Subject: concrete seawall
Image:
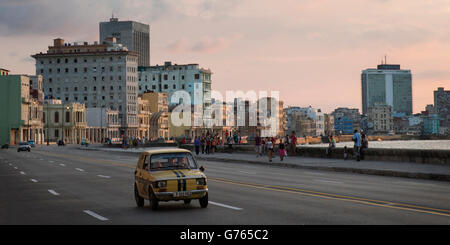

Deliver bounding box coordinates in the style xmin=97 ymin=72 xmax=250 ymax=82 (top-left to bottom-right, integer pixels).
xmin=180 ymin=144 xmax=450 ymax=165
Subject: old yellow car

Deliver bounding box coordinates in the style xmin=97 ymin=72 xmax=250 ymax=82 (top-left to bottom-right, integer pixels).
xmin=134 ymin=148 xmax=208 ymax=210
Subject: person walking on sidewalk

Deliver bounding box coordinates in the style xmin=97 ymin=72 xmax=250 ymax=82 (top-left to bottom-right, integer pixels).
xmin=267 ymin=139 xmax=274 ymax=162
xmin=278 ymin=139 xmax=286 ymax=161
xmin=352 ymin=130 xmax=361 ymax=161
xmin=227 ymin=136 xmax=233 ymax=153
xmin=200 ymin=136 xmax=205 ymax=154
xmin=194 ymin=136 xmax=200 ymax=156
xmin=290 ymin=131 xmax=297 ymax=156
xmin=360 ymin=133 xmax=369 ymax=160
xmin=255 ymin=133 xmax=262 ymax=157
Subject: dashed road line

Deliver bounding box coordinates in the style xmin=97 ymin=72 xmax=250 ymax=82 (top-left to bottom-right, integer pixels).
xmin=209 ymin=201 xmax=243 ymax=211
xmin=83 ymin=210 xmax=109 ymax=221
xmin=48 ymin=190 xmax=60 ymax=196
xmin=30 ymin=179 xmax=38 ymax=183
xmin=98 ymin=175 xmax=111 ymax=179
xmin=75 ymin=168 xmax=85 ymax=172
xmin=20 ymin=171 xmax=26 ymax=175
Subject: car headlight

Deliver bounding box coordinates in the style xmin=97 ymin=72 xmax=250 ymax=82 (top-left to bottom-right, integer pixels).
xmin=155 ymin=181 xmax=167 ymax=188
xmin=196 ymin=178 xmax=206 ymax=186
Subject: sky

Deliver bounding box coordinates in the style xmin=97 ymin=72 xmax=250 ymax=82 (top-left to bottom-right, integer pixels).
xmin=1 ymin=0 xmax=449 ymax=114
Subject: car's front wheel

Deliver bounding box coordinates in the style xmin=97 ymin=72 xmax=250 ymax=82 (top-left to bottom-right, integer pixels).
xmin=134 ymin=184 xmax=144 ymax=207
xmin=199 ymin=193 xmax=208 ymax=208
xmin=150 ymin=189 xmax=159 ymax=211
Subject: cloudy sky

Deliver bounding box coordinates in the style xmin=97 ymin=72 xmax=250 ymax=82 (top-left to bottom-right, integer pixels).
xmin=1 ymin=0 xmax=449 ymax=113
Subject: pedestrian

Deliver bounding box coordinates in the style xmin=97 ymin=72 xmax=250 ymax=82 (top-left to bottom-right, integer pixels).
xmin=211 ymin=138 xmax=216 ymax=154
xmin=261 ymin=137 xmax=266 ymax=156
xmin=326 ymin=135 xmax=336 ymax=157
xmin=290 ymin=131 xmax=297 ymax=156
xmin=255 ymin=133 xmax=262 ymax=157
xmin=194 ymin=136 xmax=200 ymax=156
xmin=227 ymin=136 xmax=233 ymax=153
xmin=267 ymin=139 xmax=274 ymax=162
xmin=352 ymin=130 xmax=361 ymax=161
xmin=360 ymin=133 xmax=369 ymax=160
xmin=278 ymin=139 xmax=286 ymax=161
xmin=205 ymin=136 xmax=211 ymax=155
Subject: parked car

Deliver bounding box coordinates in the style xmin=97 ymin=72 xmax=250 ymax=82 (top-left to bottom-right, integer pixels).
xmin=17 ymin=142 xmax=31 ymax=152
xmin=28 ymin=140 xmax=35 ymax=147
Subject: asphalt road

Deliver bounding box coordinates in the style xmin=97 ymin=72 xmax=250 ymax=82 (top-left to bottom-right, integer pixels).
xmin=1 ymin=145 xmax=450 ymax=225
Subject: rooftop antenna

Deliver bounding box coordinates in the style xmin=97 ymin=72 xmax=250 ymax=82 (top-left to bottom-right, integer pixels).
xmin=384 ymin=54 xmax=387 ymax=65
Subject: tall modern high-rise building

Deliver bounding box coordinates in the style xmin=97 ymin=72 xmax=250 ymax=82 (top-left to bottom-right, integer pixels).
xmin=99 ymin=17 xmax=150 ymax=66
xmin=361 ymin=64 xmax=413 ymax=116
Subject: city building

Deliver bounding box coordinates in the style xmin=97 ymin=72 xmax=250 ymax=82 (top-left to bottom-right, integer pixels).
xmin=324 ymin=114 xmax=335 ymax=136
xmin=434 ymin=87 xmax=449 ymax=134
xmin=362 ymin=64 xmax=413 ymax=116
xmin=43 ymin=99 xmax=87 ymax=144
xmin=285 ymin=110 xmax=316 ymax=137
xmin=284 ymin=106 xmax=324 ymax=136
xmin=423 ymin=114 xmax=440 ymax=135
xmin=138 ymin=61 xmax=212 ymax=110
xmin=140 ymin=91 xmax=169 ymax=140
xmin=85 ymin=107 xmax=120 ymax=143
xmin=0 ymin=74 xmax=44 ymax=145
xmin=367 ymin=103 xmax=393 ymax=135
xmin=99 ymin=17 xmax=150 ymax=66
xmin=330 ymin=107 xmax=361 ymax=134
xmin=32 ymin=37 xmax=139 ymax=138
xmin=393 ymin=116 xmax=410 ymax=135
xmin=137 ymin=97 xmax=151 ymax=140
xmin=1 ymin=68 xmax=9 ymax=76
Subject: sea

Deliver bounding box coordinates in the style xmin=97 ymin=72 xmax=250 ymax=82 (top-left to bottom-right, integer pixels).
xmin=301 ymin=140 xmax=450 ymax=150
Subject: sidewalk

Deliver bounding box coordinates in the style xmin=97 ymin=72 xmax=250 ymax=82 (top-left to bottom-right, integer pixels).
xmin=80 ymin=146 xmax=450 ymax=182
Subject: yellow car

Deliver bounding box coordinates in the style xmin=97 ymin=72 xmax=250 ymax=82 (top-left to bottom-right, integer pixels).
xmin=134 ymin=148 xmax=208 ymax=210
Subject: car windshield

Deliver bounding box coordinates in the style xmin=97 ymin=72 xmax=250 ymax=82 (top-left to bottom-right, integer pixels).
xmin=19 ymin=142 xmax=29 ymax=145
xmin=149 ymin=153 xmax=197 ymax=171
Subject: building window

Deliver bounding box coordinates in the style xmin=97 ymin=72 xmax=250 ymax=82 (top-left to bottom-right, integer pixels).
xmin=195 ymin=74 xmax=200 ymax=79
xmin=164 ymin=84 xmax=168 ymax=89
xmin=164 ymin=74 xmax=168 ymax=80
xmin=173 ymin=84 xmax=176 ymax=89
xmin=54 ymin=112 xmax=59 ymax=123
xmin=66 ymin=111 xmax=70 ymax=122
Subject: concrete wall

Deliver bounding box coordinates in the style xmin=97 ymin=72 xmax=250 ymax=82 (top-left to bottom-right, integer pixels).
xmin=179 ymin=143 xmax=450 ymax=164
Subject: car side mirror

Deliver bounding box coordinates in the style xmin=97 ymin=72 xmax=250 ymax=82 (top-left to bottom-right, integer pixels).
xmin=199 ymin=166 xmax=205 ymax=172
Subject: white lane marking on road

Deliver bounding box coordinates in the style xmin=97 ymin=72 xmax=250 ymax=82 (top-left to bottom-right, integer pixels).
xmin=75 ymin=168 xmax=85 ymax=172
xmin=49 ymin=161 xmax=54 ymax=163
xmin=98 ymin=175 xmax=111 ymax=179
xmin=60 ymin=164 xmax=66 ymax=167
xmin=83 ymin=210 xmax=109 ymax=221
xmin=30 ymin=179 xmax=38 ymax=183
xmin=8 ymin=163 xmax=12 ymax=166
xmin=314 ymin=179 xmax=343 ymax=184
xmin=48 ymin=190 xmax=60 ymax=196
xmin=238 ymin=170 xmax=256 ymax=175
xmin=20 ymin=171 xmax=26 ymax=175
xmin=14 ymin=167 xmax=18 ymax=170
xmin=209 ymin=201 xmax=243 ymax=211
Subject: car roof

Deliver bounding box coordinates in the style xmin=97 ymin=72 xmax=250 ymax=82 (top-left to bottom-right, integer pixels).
xmin=141 ymin=147 xmax=191 ymax=155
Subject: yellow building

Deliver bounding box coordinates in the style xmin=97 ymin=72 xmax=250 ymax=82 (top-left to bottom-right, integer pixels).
xmin=43 ymin=99 xmax=87 ymax=144
xmin=140 ymin=91 xmax=169 ymax=141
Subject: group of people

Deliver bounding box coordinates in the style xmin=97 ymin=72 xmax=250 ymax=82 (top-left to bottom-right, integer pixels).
xmin=193 ymin=133 xmax=235 ymax=155
xmin=326 ymin=130 xmax=369 ymax=161
xmin=253 ymin=131 xmax=298 ymax=162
